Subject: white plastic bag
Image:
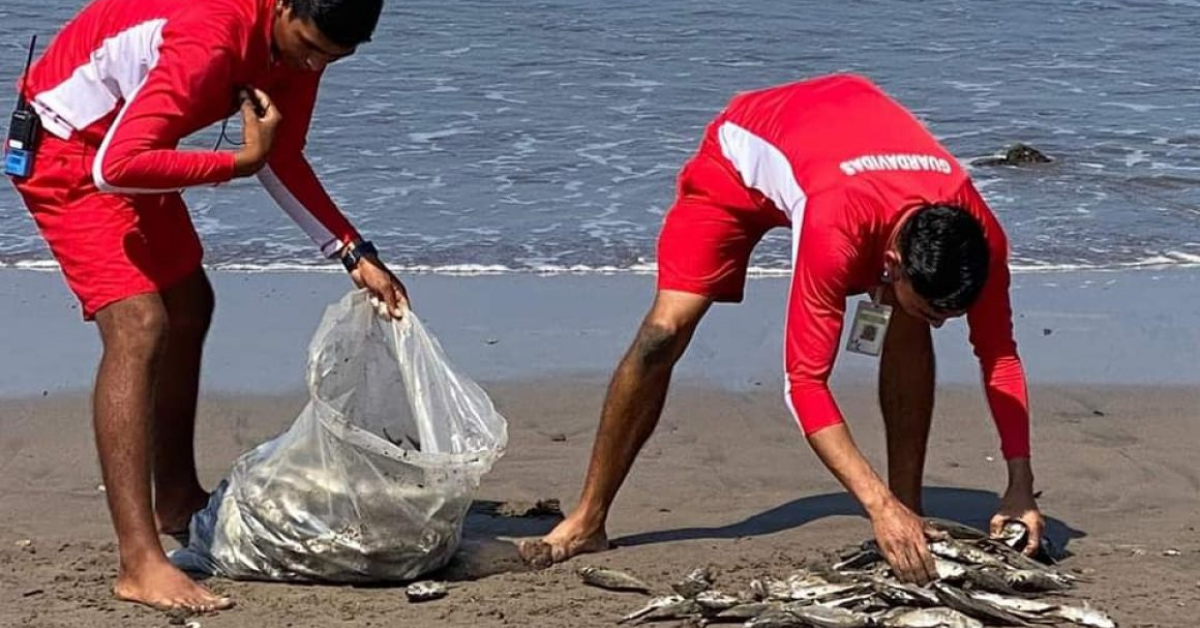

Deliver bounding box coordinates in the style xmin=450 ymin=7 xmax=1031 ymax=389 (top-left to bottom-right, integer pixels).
xmin=171 ymin=290 xmax=508 ymax=582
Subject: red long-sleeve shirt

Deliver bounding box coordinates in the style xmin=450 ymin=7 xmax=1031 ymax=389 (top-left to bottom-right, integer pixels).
xmin=21 ymin=0 xmax=358 ymax=257
xmin=712 ymin=74 xmax=1031 ymax=459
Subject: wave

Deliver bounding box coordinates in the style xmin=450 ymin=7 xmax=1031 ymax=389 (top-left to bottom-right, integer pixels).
xmin=5 ymin=254 xmax=1200 ymax=276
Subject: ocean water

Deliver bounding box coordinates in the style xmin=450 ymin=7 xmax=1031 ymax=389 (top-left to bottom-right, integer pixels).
xmin=2 ymin=0 xmax=1199 ymax=275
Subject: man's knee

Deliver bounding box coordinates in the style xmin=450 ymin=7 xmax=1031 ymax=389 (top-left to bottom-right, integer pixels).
xmin=628 ymin=292 xmax=710 ymax=367
xmin=97 ymin=297 xmax=170 ymax=356
xmin=631 ymin=318 xmax=694 ymax=367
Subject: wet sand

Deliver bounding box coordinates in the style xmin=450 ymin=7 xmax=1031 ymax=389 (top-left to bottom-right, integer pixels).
xmin=1 ymin=269 xmax=1198 ymax=627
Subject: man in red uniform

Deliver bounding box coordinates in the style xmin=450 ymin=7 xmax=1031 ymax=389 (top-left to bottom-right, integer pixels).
xmin=9 ymin=0 xmax=405 ymax=612
xmin=521 ymin=74 xmax=1045 ymax=584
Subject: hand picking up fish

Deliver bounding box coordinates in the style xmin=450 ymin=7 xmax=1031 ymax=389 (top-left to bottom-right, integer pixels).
xmin=594 ymin=519 xmax=1116 ymax=628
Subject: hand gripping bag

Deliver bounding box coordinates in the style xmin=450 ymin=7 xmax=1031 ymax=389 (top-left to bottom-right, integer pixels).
xmin=172 ymin=290 xmax=508 ymax=582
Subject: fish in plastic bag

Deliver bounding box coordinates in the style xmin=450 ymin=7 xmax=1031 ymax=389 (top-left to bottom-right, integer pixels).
xmin=170 ymin=290 xmax=508 ymax=582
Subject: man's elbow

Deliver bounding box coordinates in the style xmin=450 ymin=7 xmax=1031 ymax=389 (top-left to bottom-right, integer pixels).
xmin=93 ymin=154 xmax=135 ymax=192
xmin=785 ymin=378 xmax=841 ymax=436
xmin=977 ymin=349 xmax=1024 ymax=376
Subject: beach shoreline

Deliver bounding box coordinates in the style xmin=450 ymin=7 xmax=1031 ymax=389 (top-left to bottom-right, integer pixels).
xmin=2 ymin=267 xmax=1200 ymax=399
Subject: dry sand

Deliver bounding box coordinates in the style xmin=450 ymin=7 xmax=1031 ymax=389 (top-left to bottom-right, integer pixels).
xmin=2 ymin=380 xmax=1198 ymax=628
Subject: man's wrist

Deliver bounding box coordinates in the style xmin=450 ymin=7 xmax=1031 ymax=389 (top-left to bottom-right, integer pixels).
xmin=863 ymin=491 xmax=903 ymax=520
xmin=339 ymin=238 xmax=378 ymax=272
xmin=232 ymin=148 xmax=266 ymax=177
xmin=1004 ymin=457 xmax=1035 ymax=493
xmin=853 ymin=476 xmax=901 ymax=518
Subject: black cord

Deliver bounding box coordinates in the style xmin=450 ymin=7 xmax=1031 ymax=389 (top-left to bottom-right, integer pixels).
xmin=211 ymin=116 xmax=243 ymax=151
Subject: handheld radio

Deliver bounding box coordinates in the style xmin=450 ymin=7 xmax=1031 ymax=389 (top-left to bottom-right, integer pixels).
xmin=5 ymin=35 xmax=41 ymax=179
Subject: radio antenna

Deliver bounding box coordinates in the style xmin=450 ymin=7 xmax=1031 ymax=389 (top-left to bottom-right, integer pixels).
xmin=17 ymin=35 xmax=38 ymax=109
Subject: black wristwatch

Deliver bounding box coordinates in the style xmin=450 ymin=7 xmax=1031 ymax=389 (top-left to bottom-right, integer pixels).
xmin=339 ymin=239 xmax=378 ymax=272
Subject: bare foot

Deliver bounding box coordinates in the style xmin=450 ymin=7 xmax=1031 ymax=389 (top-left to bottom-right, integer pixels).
xmin=155 ymin=488 xmax=209 ymax=537
xmin=518 ymin=516 xmax=611 ymax=569
xmin=113 ymin=558 xmax=234 ymax=613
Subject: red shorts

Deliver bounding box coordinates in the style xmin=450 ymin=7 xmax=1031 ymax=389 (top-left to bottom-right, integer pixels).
xmin=656 ymin=124 xmax=790 ymax=303
xmin=12 ymin=135 xmax=203 ymax=320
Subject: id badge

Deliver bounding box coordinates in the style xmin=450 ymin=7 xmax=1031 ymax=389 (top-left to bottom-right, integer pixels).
xmin=846 ymin=300 xmax=893 ymax=357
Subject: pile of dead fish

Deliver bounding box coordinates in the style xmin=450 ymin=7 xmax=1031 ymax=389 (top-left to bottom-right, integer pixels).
xmin=578 ymin=519 xmax=1116 ymax=628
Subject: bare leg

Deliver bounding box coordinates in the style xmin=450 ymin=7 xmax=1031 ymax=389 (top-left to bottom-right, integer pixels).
xmin=878 ymin=300 xmax=935 ymax=515
xmin=152 ymin=269 xmax=216 ymax=535
xmin=520 ymin=291 xmax=712 ymax=566
xmin=93 ymin=295 xmax=232 ymax=612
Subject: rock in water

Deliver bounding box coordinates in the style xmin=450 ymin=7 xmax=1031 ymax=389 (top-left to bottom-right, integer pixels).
xmin=970 ymin=142 xmax=1053 ymax=167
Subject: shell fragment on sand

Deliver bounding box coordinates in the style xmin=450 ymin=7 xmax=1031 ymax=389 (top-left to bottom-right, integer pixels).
xmin=405 ymin=580 xmax=448 ymax=602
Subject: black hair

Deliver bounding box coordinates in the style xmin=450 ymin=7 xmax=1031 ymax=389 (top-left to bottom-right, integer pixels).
xmin=288 ymin=0 xmax=384 ymax=48
xmin=898 ymin=204 xmax=990 ymax=313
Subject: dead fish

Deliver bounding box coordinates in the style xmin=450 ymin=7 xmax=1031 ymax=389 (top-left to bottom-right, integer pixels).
xmin=962 ymin=566 xmax=1024 ymax=596
xmin=879 ymin=607 xmax=984 ymax=628
xmin=754 ymin=577 xmax=786 ymax=599
xmin=578 ymin=566 xmax=652 ymax=594
xmin=621 ymin=596 xmax=687 ymax=624
xmin=785 ymin=570 xmax=830 ymax=587
xmin=405 ymin=581 xmax=448 ymax=603
xmin=933 ymin=558 xmax=967 ymax=583
xmin=846 ymin=594 xmax=893 ymax=614
xmin=979 ymin=538 xmax=1066 ymax=572
xmin=932 ymin=582 xmax=1032 ymax=626
xmin=823 ymin=591 xmax=882 ymax=609
xmin=999 ymin=521 xmax=1030 ymax=549
xmin=636 ymin=598 xmax=703 ymax=624
xmin=996 ymin=520 xmax=1060 ymax=564
xmin=672 ymin=567 xmax=715 ymax=598
xmin=967 ymin=592 xmax=1056 ymax=616
xmin=788 ymin=582 xmax=869 ymax=603
xmin=782 ymin=603 xmax=874 ymax=628
xmin=834 ymin=543 xmax=885 ymax=571
xmin=758 ymin=573 xmax=831 ymax=600
xmin=714 ymin=602 xmax=778 ymax=620
xmin=760 ymin=577 xmax=794 ymax=600
xmin=1004 ymin=568 xmax=1072 ymax=593
xmin=930 ymin=539 xmax=1007 ymax=569
xmin=873 ymin=607 xmax=914 ymax=624
xmin=1047 ymin=603 xmax=1117 ymax=628
xmin=925 ymin=519 xmax=990 ymax=541
xmin=694 ymin=590 xmax=741 ymax=613
xmin=744 ymin=610 xmax=808 ymax=628
xmin=871 ymin=579 xmax=940 ymax=607
xmin=748 ymin=578 xmax=772 ymax=601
